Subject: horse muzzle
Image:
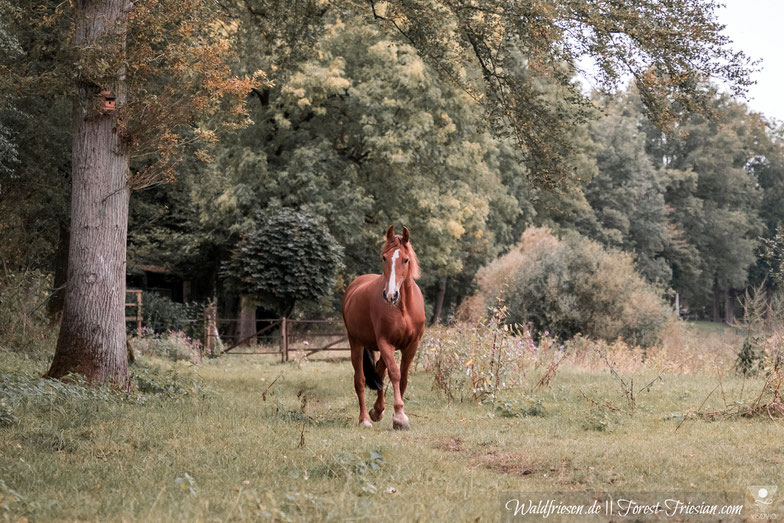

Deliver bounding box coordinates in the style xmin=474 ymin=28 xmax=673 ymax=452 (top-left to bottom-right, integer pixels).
xmin=382 ymin=289 xmax=400 ymax=304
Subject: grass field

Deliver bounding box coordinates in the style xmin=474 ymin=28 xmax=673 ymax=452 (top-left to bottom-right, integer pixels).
xmin=2 ymin=343 xmax=783 ymax=521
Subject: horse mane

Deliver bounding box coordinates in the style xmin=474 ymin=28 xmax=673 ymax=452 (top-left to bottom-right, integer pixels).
xmin=382 ymin=235 xmax=421 ymax=280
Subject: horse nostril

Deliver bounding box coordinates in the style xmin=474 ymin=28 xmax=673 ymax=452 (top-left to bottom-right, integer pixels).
xmin=393 ymin=291 xmax=399 ymax=302
xmin=382 ymin=290 xmax=387 ymax=300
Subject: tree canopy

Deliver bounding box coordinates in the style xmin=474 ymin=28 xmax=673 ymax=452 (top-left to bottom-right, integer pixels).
xmin=1 ymin=0 xmax=781 ymax=361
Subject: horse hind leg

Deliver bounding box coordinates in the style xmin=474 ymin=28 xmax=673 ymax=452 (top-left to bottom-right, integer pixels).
xmin=350 ymin=340 xmax=372 ymax=428
xmin=369 ymin=356 xmax=386 ymax=422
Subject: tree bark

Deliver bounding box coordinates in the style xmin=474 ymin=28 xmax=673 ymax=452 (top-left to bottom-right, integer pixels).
xmin=238 ymin=295 xmax=257 ymax=346
xmin=46 ymin=0 xmax=131 ymax=386
xmin=712 ymin=276 xmax=721 ymax=323
xmin=431 ymin=277 xmax=447 ymax=326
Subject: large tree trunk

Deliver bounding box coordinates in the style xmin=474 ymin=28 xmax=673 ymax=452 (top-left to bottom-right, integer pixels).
xmin=238 ymin=295 xmax=257 ymax=346
xmin=431 ymin=277 xmax=447 ymax=326
xmin=46 ymin=0 xmax=131 ymax=386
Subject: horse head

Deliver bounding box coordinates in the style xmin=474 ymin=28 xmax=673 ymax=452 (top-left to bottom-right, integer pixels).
xmin=381 ymin=225 xmax=420 ymax=304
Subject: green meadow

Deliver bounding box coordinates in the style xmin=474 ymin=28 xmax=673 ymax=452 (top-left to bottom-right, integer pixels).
xmin=2 ymin=347 xmax=782 ymax=521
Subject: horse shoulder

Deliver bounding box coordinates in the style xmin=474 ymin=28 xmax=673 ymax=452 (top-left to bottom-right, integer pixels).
xmin=410 ymin=282 xmax=426 ymax=329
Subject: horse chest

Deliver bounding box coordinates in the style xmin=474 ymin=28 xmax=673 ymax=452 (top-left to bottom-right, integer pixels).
xmin=374 ymin=309 xmax=421 ymax=348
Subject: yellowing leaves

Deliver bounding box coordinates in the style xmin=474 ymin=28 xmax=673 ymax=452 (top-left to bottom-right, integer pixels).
xmin=447 ymin=220 xmax=465 ymax=239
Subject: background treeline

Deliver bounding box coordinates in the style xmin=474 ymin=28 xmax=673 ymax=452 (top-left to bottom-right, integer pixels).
xmin=1 ymin=2 xmax=782 ymax=340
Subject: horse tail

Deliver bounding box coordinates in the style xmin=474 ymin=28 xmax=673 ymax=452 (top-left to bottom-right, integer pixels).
xmin=363 ymin=349 xmax=383 ymax=391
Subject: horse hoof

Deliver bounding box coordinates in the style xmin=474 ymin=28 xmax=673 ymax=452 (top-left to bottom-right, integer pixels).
xmin=369 ymin=407 xmax=384 ymax=422
xmin=392 ymin=413 xmax=410 ymax=431
xmin=359 ymin=419 xmax=373 ymax=428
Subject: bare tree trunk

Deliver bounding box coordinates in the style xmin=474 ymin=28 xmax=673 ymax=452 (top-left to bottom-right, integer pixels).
xmin=712 ymin=276 xmax=721 ymax=323
xmin=46 ymin=0 xmax=131 ymax=386
xmin=431 ymin=277 xmax=447 ymax=326
xmin=725 ymin=289 xmax=735 ymax=324
xmin=238 ymin=295 xmax=257 ymax=346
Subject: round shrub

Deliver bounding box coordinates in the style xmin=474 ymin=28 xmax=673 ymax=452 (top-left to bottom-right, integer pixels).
xmin=467 ymin=227 xmax=672 ymax=346
xmin=220 ymin=208 xmax=344 ymax=316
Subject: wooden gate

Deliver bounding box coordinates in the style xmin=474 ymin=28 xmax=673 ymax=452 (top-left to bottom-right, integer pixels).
xmin=210 ymin=314 xmax=350 ymax=361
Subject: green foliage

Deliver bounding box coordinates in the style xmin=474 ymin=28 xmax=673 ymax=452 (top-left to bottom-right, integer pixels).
xmin=494 ymin=398 xmax=545 ymax=418
xmin=137 ymin=291 xmax=203 ymax=340
xmin=0 ymin=271 xmax=57 ymax=355
xmin=0 ymin=362 xmax=206 ymax=416
xmin=645 ymin=98 xmax=765 ymax=313
xmin=574 ymin=92 xmax=672 ymax=283
xmin=330 ymin=449 xmax=387 ymax=476
xmin=131 ymin=365 xmax=205 ymax=400
xmin=761 ymin=225 xmax=784 ymax=288
xmin=193 ymin=13 xmax=527 ymax=296
xmin=0 ymin=0 xmax=777 ymax=332
xmin=370 ymin=0 xmax=755 ymax=184
xmin=220 ymin=208 xmax=343 ymax=315
xmin=735 ymin=337 xmax=761 ymax=376
xmin=470 ymin=228 xmax=672 ymax=346
xmin=582 ymin=405 xmax=620 ymax=433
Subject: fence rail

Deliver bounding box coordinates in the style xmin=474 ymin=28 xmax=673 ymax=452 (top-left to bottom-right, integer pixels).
xmin=204 ymin=308 xmax=349 ymax=361
xmin=124 ymin=297 xmax=348 ymax=361
xmin=124 ymin=290 xmax=142 ymax=336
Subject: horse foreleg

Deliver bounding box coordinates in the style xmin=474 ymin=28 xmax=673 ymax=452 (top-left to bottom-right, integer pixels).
xmin=378 ymin=339 xmax=409 ymax=430
xmin=350 ymin=341 xmax=372 ymax=428
xmin=370 ymin=356 xmax=386 ymax=422
xmin=399 ymin=341 xmax=418 ymax=399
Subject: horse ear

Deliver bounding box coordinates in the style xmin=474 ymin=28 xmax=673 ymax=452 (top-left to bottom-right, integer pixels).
xmin=386 ymin=225 xmax=395 ymax=242
xmin=402 ymin=226 xmax=410 ymax=244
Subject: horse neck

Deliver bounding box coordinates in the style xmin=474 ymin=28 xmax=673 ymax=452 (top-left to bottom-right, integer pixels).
xmin=398 ymin=275 xmax=415 ymax=313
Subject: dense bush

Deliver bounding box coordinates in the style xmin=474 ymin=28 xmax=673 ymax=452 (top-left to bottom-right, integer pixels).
xmin=462 ymin=227 xmax=672 ymax=346
xmin=136 ymin=291 xmax=203 ymax=340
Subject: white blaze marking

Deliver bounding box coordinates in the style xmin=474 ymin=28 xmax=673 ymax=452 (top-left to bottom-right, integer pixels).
xmin=386 ymin=249 xmax=400 ymax=298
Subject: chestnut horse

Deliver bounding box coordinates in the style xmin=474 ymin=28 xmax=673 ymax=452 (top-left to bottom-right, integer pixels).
xmin=342 ymin=225 xmax=425 ymax=430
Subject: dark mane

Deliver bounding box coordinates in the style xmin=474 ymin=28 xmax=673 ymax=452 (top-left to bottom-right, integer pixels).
xmin=382 ymin=236 xmax=421 ymax=280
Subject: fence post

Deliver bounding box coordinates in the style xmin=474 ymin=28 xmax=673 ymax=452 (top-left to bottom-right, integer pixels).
xmin=281 ymin=317 xmax=288 ymax=362
xmin=204 ymin=306 xmax=217 ymax=356
xmin=124 ymin=290 xmax=142 ymax=337
xmin=135 ymin=291 xmax=142 ymax=337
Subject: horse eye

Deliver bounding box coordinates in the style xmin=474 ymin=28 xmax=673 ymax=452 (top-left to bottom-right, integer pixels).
xmin=403 ymin=258 xmax=409 ymax=264
xmin=382 ymin=256 xmax=386 ymax=262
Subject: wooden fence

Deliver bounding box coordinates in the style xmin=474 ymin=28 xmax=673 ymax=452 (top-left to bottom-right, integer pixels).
xmin=125 ymin=296 xmax=347 ymax=361
xmin=203 ymin=307 xmax=350 ymax=361
xmin=125 ymin=289 xmax=142 ymax=336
